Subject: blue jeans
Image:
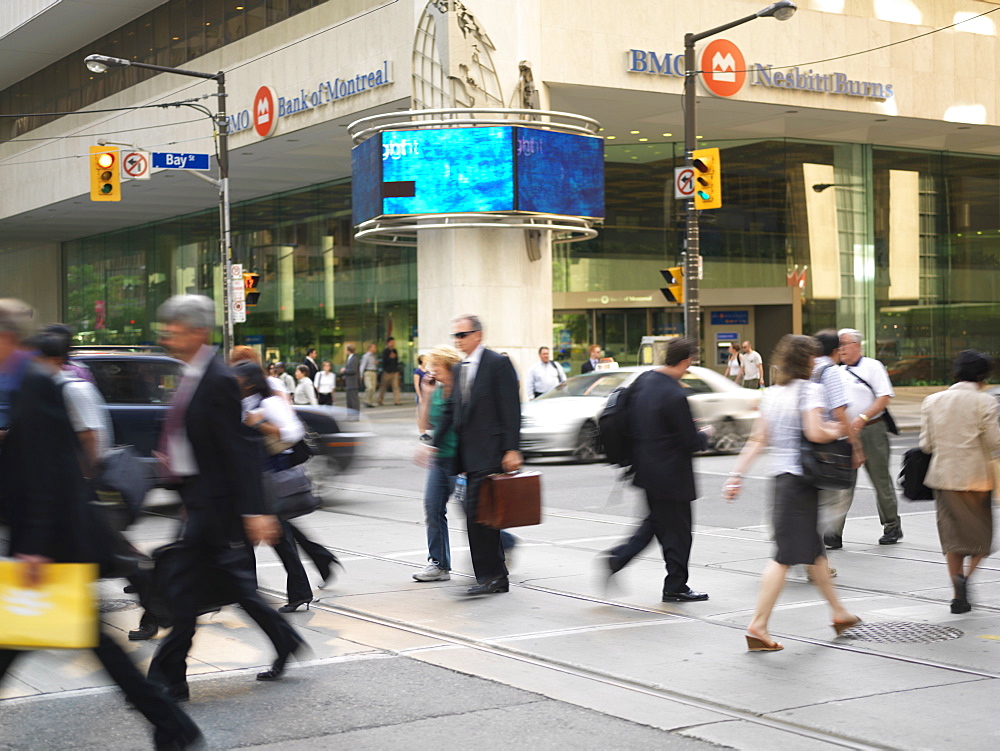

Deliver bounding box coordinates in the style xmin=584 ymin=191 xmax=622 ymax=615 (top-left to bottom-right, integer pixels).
xmin=423 ymin=458 xmax=456 ymax=570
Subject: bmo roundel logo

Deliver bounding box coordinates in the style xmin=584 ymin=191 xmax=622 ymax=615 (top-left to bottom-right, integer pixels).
xmin=253 ymin=86 xmax=278 ymax=137
xmin=700 ymin=39 xmax=746 ymax=97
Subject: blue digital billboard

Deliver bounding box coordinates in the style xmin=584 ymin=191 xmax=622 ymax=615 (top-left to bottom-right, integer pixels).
xmin=515 ymin=128 xmax=603 ymax=218
xmin=351 ymin=125 xmax=604 ymax=226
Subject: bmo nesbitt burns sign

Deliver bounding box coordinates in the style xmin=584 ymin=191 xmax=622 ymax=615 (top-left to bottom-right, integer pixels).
xmin=628 ymin=39 xmax=894 ymax=101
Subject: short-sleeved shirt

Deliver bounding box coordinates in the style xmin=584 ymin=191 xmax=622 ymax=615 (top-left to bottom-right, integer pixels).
xmin=742 ymin=350 xmax=763 ymax=380
xmin=56 ymin=372 xmax=112 ymax=460
xmin=811 ymin=355 xmax=847 ymax=422
xmin=430 ymin=387 xmax=457 ymax=459
xmin=840 ymin=356 xmax=894 ymax=422
xmin=760 ymin=380 xmax=824 ymax=477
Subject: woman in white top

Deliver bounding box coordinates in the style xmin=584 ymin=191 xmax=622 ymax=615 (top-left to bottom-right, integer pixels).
xmin=230 ymin=345 xmax=291 ymax=403
xmin=919 ymin=350 xmax=1000 ymax=614
xmin=233 ymin=361 xmax=340 ymax=612
xmin=725 ymin=343 xmax=742 ymax=382
xmin=723 ymin=335 xmax=858 ymax=652
xmin=314 ymin=360 xmax=336 ymax=406
xmin=293 ymin=364 xmax=318 ymax=405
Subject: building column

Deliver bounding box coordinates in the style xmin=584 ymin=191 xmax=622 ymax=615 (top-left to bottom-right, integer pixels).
xmin=417 ymin=227 xmax=553 ymax=399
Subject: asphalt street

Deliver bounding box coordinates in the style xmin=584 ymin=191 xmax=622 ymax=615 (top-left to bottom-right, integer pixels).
xmin=2 ymin=398 xmax=997 ymax=751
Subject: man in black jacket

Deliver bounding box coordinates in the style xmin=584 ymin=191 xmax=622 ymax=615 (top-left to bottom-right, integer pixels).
xmin=603 ymin=338 xmax=709 ymax=602
xmin=147 ymin=295 xmax=303 ymax=701
xmin=0 ymin=298 xmax=202 ymax=750
xmin=433 ymin=314 xmax=522 ymax=595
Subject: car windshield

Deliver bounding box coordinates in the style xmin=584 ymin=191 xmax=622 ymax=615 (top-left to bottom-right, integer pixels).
xmin=536 ymin=371 xmax=633 ymax=399
xmin=83 ymin=359 xmax=181 ymax=405
xmin=680 ymin=374 xmax=713 ymax=394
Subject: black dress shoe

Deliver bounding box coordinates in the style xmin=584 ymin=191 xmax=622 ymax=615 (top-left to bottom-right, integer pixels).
xmin=129 ymin=613 xmax=162 ymax=641
xmin=878 ymin=527 xmax=903 ymax=545
xmin=278 ymin=598 xmax=311 ymax=613
xmin=824 ymin=534 xmax=843 ymax=550
xmin=466 ymin=577 xmax=509 ymax=595
xmin=662 ymin=588 xmax=709 ymax=602
xmin=256 ymin=633 xmax=306 ymax=682
xmin=950 ymin=598 xmax=972 ymax=614
xmin=165 ymin=683 xmax=190 ymax=703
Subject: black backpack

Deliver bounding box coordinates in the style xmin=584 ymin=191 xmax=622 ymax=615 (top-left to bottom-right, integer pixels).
xmin=598 ymin=372 xmax=648 ymax=469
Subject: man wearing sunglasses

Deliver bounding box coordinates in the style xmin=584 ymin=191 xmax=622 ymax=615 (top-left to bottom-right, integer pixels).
xmin=433 ymin=314 xmax=522 ymax=595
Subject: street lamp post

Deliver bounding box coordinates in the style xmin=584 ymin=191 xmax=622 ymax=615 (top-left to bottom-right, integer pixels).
xmin=682 ymin=1 xmax=796 ymax=361
xmin=84 ymin=54 xmax=234 ymax=354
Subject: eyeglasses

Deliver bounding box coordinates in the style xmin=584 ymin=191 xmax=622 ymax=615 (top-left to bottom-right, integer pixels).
xmin=453 ymin=330 xmax=478 ymax=339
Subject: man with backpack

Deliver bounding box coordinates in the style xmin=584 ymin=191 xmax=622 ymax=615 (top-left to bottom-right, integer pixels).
xmin=600 ymin=338 xmax=711 ymax=602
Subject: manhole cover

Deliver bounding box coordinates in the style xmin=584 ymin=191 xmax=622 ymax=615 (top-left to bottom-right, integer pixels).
xmin=99 ymin=599 xmax=139 ymax=613
xmin=839 ymin=621 xmax=963 ymax=644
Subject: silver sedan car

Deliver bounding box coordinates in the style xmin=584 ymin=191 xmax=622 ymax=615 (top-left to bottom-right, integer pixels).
xmin=520 ymin=365 xmax=761 ymax=461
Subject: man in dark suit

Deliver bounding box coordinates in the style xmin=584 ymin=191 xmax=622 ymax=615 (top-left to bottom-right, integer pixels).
xmin=148 ymin=295 xmax=304 ymax=701
xmin=341 ymin=342 xmax=360 ymax=416
xmin=580 ymin=344 xmax=602 ymax=374
xmin=603 ymin=338 xmax=710 ymax=602
xmin=0 ymin=299 xmax=202 ymax=750
xmin=433 ymin=314 xmax=522 ymax=595
xmin=301 ymin=348 xmax=319 ymax=380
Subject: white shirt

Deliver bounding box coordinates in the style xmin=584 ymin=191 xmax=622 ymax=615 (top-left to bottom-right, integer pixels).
xmin=314 ymin=370 xmax=336 ymax=394
xmin=268 ymin=375 xmax=287 ymax=395
xmin=461 ymin=344 xmax=486 ymax=390
xmin=245 ymin=393 xmax=305 ymax=444
xmin=840 ymin=356 xmax=894 ymax=422
xmin=760 ymin=380 xmax=825 ymax=476
xmin=811 ymin=355 xmax=848 ymax=422
xmin=527 ymin=359 xmax=565 ymax=396
xmin=167 ymin=344 xmax=215 ymax=477
xmin=56 ymin=371 xmax=112 ymax=460
xmin=294 ymin=377 xmax=318 ymax=405
xmin=360 ymin=351 xmax=378 ymax=372
xmin=742 ymin=349 xmax=763 ymax=380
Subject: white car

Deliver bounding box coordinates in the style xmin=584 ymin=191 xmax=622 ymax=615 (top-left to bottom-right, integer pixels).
xmin=520 ymin=365 xmax=761 ymax=461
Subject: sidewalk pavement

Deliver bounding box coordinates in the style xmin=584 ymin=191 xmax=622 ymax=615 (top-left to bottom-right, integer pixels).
xmin=3 ymin=461 xmax=997 ymax=749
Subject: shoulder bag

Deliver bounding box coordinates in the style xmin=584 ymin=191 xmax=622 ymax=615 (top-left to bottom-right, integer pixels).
xmin=899 ymin=447 xmax=933 ymax=501
xmin=262 ymin=464 xmax=320 ymax=520
xmin=799 ymin=382 xmax=856 ymax=490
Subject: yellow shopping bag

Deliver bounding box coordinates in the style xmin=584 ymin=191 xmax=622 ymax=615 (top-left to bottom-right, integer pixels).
xmin=0 ymin=561 xmax=99 ymax=650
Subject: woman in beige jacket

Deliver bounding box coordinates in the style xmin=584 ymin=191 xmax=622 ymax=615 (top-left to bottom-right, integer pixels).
xmin=919 ymin=350 xmax=1000 ymax=614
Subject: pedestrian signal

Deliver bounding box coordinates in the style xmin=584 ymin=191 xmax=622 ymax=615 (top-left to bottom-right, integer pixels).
xmin=243 ymin=272 xmax=261 ymax=306
xmin=89 ymin=146 xmax=121 ymax=201
xmin=691 ymin=147 xmax=721 ymax=210
xmin=661 ymin=266 xmax=684 ymax=304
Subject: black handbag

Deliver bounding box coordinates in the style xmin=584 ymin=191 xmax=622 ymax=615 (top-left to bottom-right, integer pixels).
xmin=899 ymin=447 xmax=934 ymax=501
xmin=263 ymin=465 xmax=320 ymax=520
xmin=798 ymin=383 xmax=857 ymax=490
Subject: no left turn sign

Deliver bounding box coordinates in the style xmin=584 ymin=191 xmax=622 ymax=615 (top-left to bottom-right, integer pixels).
xmin=122 ymin=151 xmax=150 ymax=180
xmin=674 ymin=167 xmax=694 ymax=199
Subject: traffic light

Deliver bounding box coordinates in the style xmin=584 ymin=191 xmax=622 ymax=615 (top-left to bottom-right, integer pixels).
xmin=89 ymin=145 xmax=121 ymax=201
xmin=661 ymin=266 xmax=684 ymax=304
xmin=691 ymin=147 xmax=721 ymax=210
xmin=243 ymin=272 xmax=261 ymax=306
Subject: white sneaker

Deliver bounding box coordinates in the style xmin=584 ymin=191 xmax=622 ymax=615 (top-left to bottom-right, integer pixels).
xmin=413 ymin=563 xmax=451 ymax=582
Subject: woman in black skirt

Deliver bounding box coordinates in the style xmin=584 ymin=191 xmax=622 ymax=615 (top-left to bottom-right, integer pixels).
xmin=723 ymin=335 xmax=859 ymax=651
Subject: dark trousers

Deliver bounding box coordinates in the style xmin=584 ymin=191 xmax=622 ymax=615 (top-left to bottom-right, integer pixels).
xmin=345 ymin=386 xmax=360 ymax=414
xmin=147 ymin=504 xmax=298 ymax=693
xmin=609 ymin=493 xmax=694 ymax=594
xmin=317 ymin=392 xmax=333 ymax=406
xmin=1 ymin=631 xmax=195 ymax=745
xmin=271 ymin=520 xmax=337 ymax=603
xmin=463 ymin=469 xmax=509 ymax=582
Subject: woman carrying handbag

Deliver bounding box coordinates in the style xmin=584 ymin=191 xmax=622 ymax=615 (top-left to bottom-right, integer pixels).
xmin=232 ymin=361 xmax=340 ymax=612
xmin=722 ymin=335 xmax=860 ymax=652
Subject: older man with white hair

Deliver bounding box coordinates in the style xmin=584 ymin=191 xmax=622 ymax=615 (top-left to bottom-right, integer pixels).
xmin=825 ymin=328 xmax=903 ymax=547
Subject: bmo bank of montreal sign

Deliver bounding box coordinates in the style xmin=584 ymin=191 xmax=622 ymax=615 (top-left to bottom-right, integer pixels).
xmin=627 ymin=39 xmax=893 ymax=101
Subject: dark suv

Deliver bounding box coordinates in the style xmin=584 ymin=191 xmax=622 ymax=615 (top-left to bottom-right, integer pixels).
xmin=71 ymin=352 xmax=370 ymax=488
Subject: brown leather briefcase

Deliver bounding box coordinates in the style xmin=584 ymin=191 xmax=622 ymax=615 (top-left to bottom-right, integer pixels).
xmin=476 ymin=471 xmax=542 ymax=529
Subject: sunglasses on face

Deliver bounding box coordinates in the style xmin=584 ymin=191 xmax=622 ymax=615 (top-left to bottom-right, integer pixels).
xmin=453 ymin=330 xmax=477 ymax=339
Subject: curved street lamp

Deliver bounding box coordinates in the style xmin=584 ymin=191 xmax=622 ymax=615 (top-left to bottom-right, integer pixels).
xmin=84 ymin=54 xmax=234 ymax=353
xmin=682 ymin=1 xmax=797 ymax=361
